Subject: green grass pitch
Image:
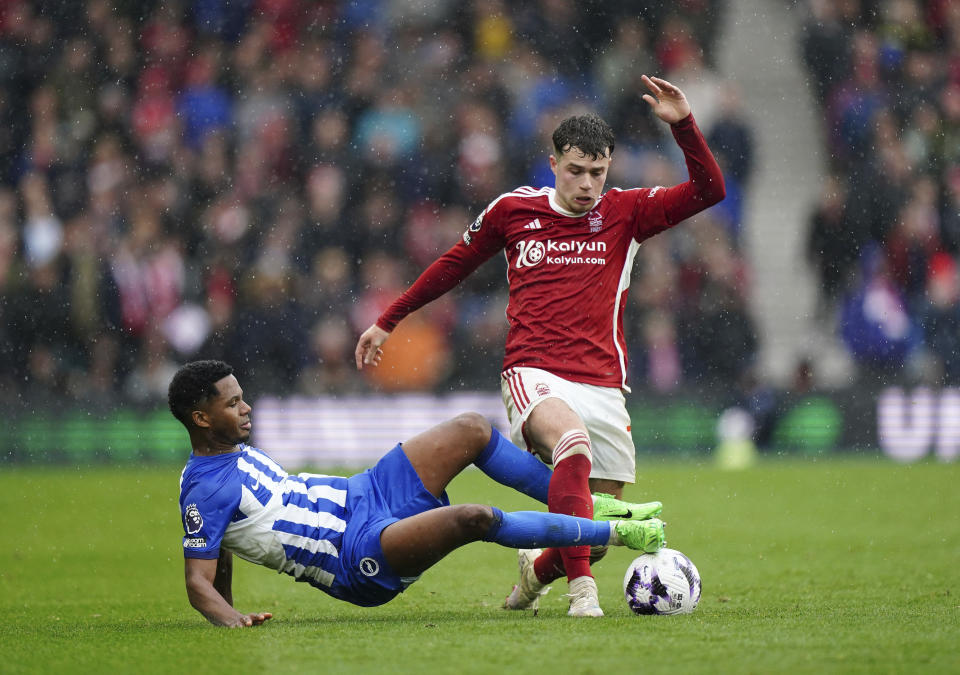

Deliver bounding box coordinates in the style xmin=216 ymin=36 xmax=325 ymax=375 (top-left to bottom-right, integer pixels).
xmin=1 ymin=456 xmax=958 ymax=674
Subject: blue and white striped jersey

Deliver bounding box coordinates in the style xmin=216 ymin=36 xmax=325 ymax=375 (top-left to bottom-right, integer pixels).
xmin=179 ymin=444 xmax=349 ymax=591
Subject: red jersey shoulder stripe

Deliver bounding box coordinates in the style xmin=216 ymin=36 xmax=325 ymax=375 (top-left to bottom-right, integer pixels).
xmin=513 ymin=186 xmax=550 ymax=196
xmin=480 ymin=186 xmax=552 ymax=223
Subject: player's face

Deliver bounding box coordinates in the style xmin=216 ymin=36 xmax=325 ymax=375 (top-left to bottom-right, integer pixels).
xmin=202 ymin=374 xmax=253 ymax=446
xmin=549 ymin=146 xmax=611 ymax=214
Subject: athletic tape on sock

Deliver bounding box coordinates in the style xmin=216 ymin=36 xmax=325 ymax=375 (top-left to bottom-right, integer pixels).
xmin=551 ymin=430 xmax=592 ymax=465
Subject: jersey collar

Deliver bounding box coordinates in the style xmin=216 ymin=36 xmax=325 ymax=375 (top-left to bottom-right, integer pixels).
xmin=547 ymin=188 xmax=593 ymax=218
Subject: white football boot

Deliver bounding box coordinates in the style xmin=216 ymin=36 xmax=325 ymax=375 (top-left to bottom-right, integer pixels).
xmin=565 ymin=575 xmax=604 ymax=618
xmin=503 ymin=548 xmax=550 ymax=615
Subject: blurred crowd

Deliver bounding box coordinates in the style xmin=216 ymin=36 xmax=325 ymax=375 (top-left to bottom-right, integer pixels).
xmin=801 ymin=0 xmax=960 ymax=384
xmin=0 ymin=0 xmax=756 ymax=412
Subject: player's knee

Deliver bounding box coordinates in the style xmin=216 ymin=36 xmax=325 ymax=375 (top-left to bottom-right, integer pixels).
xmin=451 ymin=412 xmax=491 ymax=449
xmin=532 ymin=445 xmax=552 ymax=464
xmin=453 ymin=503 xmax=494 ymax=539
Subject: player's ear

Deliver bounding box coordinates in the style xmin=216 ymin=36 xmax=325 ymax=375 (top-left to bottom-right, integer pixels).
xmin=549 ymin=154 xmax=558 ymax=175
xmin=192 ymin=409 xmax=211 ymax=429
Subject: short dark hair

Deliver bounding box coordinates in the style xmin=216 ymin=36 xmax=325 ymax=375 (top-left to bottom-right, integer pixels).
xmin=168 ymin=360 xmax=234 ymax=428
xmin=552 ymin=113 xmax=615 ymax=160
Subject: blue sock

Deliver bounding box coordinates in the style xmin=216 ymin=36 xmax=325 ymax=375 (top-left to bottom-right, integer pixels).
xmin=474 ymin=428 xmax=551 ymax=504
xmin=482 ymin=506 xmax=612 ymax=549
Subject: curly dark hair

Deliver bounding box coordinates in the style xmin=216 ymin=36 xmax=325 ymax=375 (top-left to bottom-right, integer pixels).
xmin=168 ymin=360 xmax=234 ymax=428
xmin=552 ymin=113 xmax=615 ymax=160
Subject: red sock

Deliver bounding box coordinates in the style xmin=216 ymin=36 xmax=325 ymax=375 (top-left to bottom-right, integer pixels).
xmin=546 ymin=452 xmax=593 ymax=582
xmin=533 ymin=547 xmax=565 ymax=584
xmin=534 ymin=544 xmax=609 ymax=584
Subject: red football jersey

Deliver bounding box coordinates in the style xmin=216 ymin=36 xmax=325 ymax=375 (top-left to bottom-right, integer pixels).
xmin=462 ymin=185 xmax=672 ymax=388
xmin=376 ymin=114 xmax=724 ymax=389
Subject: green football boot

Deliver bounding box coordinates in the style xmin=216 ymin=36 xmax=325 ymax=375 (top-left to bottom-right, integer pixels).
xmin=613 ymin=518 xmax=666 ymax=553
xmin=592 ymin=492 xmax=662 ymax=521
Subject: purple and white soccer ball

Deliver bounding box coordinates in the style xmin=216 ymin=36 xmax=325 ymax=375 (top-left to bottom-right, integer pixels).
xmin=623 ymin=548 xmax=701 ymax=615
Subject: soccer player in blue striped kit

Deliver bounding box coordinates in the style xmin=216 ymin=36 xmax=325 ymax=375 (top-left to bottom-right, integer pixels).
xmin=170 ymin=360 xmax=665 ymax=626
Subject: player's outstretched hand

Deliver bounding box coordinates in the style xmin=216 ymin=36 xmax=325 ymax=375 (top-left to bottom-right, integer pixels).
xmin=641 ymin=75 xmax=691 ymax=124
xmin=355 ymin=324 xmax=390 ymax=369
xmin=228 ymin=612 xmax=273 ymax=628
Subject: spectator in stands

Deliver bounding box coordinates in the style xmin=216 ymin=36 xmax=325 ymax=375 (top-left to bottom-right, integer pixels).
xmin=679 ymin=223 xmax=757 ymax=385
xmin=941 ymin=168 xmax=960 ymax=253
xmin=919 ymin=252 xmax=960 ymax=385
xmin=884 ymin=176 xmax=941 ymax=307
xmin=706 ymin=84 xmax=753 ymax=245
xmin=806 ymin=174 xmax=859 ymax=317
xmin=840 ymin=247 xmax=921 ymax=376
xmin=801 ymin=0 xmax=854 ymax=101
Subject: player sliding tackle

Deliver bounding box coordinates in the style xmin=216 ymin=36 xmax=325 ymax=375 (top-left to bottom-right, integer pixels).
xmin=356 ymin=75 xmax=724 ymax=616
xmin=169 ymin=361 xmax=664 ymax=627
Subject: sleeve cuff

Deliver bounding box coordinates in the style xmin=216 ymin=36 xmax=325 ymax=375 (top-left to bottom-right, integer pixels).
xmin=183 ymin=549 xmax=221 ymax=560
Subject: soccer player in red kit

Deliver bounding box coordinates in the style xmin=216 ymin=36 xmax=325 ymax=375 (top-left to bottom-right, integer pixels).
xmin=355 ymin=75 xmax=725 ymax=616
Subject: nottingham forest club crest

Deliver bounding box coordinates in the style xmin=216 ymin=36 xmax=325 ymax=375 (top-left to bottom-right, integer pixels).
xmin=588 ymin=211 xmax=603 ymax=232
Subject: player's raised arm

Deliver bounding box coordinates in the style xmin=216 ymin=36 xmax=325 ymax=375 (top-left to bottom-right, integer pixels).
xmin=640 ymin=75 xmax=691 ymax=124
xmin=184 ymin=554 xmax=272 ymax=627
xmin=639 ymin=74 xmax=725 ymax=225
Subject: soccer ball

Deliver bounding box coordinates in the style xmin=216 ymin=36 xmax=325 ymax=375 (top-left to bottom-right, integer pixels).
xmin=623 ymin=548 xmax=701 ymax=615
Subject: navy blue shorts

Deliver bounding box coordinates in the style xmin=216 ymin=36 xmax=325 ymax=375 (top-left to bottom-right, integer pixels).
xmin=327 ymin=444 xmax=450 ymax=607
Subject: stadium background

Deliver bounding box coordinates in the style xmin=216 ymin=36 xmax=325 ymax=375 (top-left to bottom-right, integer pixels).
xmin=0 ymin=0 xmax=957 ymax=466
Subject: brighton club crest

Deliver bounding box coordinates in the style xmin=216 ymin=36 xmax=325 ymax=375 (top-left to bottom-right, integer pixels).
xmin=359 ymin=557 xmax=380 ymax=577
